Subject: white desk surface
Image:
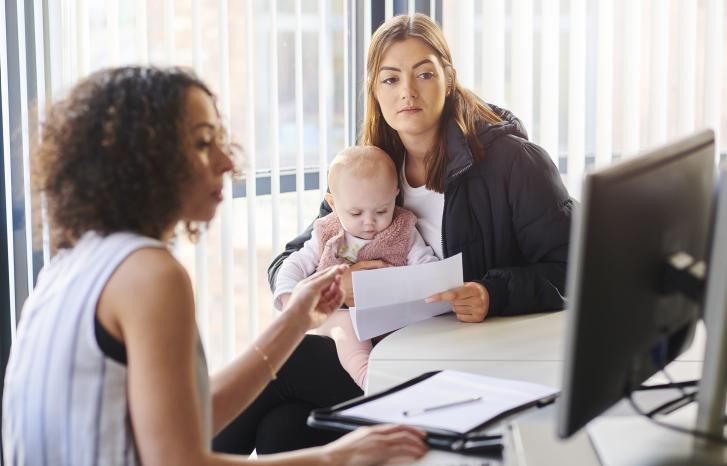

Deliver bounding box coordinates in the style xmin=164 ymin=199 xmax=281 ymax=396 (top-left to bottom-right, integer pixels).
xmin=366 ymin=311 xmax=708 ymax=465
xmin=368 ymin=311 xmax=705 ymax=394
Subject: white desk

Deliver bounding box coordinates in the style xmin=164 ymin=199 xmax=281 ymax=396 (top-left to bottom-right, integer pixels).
xmin=368 ymin=312 xmax=566 ymax=394
xmin=368 ymin=311 xmax=706 ymax=394
xmin=366 ymin=311 xmax=709 ymax=465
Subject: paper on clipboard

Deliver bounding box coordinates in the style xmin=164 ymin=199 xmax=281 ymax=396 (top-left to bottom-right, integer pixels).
xmin=349 ymin=253 xmax=463 ymax=341
xmin=338 ymin=370 xmax=559 ymax=434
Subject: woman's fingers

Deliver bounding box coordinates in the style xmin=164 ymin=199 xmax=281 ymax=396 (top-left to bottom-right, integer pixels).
xmin=319 ymin=286 xmax=345 ymax=313
xmin=361 ymin=426 xmax=428 ymax=459
xmin=367 ymin=423 xmax=427 ymax=438
xmin=382 ymin=430 xmax=428 ymax=448
xmin=425 ymin=285 xmax=473 ymax=304
xmin=309 ymin=264 xmax=346 ymax=283
xmin=310 ymin=266 xmax=346 ymax=302
xmin=372 ymin=428 xmax=428 ymax=463
xmin=319 ymin=284 xmax=336 ymax=304
xmin=316 ymin=288 xmax=340 ymax=310
xmin=454 ymin=312 xmax=483 ymax=323
xmin=380 ymin=444 xmax=428 ymax=463
xmin=289 ymin=265 xmax=347 ymax=322
xmin=328 ymin=424 xmax=428 ymax=466
xmin=320 ymin=274 xmax=341 ymax=298
xmin=426 ymin=283 xmax=489 ymax=322
xmin=304 ymin=264 xmax=347 ymax=291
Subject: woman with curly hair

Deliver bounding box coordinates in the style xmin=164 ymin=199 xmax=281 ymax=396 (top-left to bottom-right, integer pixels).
xmin=1 ymin=67 xmax=426 ymax=466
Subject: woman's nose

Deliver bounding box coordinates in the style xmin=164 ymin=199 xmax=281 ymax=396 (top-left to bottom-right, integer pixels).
xmin=214 ymin=145 xmax=234 ymax=174
xmin=400 ymin=77 xmax=417 ymax=99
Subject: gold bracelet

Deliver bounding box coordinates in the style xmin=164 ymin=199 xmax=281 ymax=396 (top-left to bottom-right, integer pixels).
xmin=253 ymin=344 xmax=278 ymax=381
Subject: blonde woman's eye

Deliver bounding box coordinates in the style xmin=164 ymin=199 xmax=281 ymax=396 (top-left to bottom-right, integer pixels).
xmin=418 ymin=72 xmax=435 ymax=79
xmin=381 ymin=76 xmax=398 ymax=85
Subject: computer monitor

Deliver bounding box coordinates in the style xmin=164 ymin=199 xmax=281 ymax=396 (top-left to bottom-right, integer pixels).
xmin=558 ymin=129 xmax=716 ymax=438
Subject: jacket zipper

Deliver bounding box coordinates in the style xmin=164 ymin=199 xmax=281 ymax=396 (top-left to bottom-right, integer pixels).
xmin=441 ymin=162 xmax=473 ymax=258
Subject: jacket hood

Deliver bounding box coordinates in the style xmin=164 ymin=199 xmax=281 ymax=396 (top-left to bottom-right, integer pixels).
xmin=445 ymin=103 xmax=528 ymax=181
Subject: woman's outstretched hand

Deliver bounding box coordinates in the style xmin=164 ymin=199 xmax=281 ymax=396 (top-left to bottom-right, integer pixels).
xmin=425 ymin=282 xmax=490 ymax=323
xmin=340 ymin=260 xmax=389 ymax=307
xmin=322 ymin=424 xmax=428 ymax=465
xmin=285 ymin=264 xmax=349 ymax=329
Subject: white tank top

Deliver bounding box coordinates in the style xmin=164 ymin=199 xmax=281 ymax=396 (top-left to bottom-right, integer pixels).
xmin=2 ymin=231 xmax=212 ymax=465
xmin=400 ymin=158 xmax=445 ymax=259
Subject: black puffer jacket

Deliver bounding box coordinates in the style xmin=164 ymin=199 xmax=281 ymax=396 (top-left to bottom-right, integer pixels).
xmin=268 ymin=105 xmax=574 ymax=316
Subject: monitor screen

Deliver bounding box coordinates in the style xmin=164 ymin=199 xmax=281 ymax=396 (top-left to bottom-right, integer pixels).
xmin=558 ymin=129 xmax=715 ymax=438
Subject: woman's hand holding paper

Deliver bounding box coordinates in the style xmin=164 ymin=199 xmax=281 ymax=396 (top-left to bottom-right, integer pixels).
xmin=425 ymin=282 xmax=490 ymax=323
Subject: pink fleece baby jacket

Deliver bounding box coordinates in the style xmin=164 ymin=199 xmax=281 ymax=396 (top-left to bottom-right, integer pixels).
xmin=314 ymin=206 xmax=417 ymax=270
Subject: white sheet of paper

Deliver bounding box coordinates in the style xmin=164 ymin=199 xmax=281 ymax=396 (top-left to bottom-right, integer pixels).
xmin=339 ymin=370 xmax=559 ymax=434
xmin=349 ymin=254 xmax=463 ymax=341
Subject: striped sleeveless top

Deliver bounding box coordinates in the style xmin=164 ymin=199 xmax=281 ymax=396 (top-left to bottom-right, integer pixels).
xmin=2 ymin=231 xmax=212 ymax=465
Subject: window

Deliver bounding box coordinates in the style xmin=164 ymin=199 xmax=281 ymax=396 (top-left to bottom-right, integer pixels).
xmin=2 ymin=0 xmax=725 ymax=374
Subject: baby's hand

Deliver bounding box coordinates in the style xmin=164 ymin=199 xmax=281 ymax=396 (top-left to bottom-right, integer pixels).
xmin=341 ymin=260 xmax=389 ymax=307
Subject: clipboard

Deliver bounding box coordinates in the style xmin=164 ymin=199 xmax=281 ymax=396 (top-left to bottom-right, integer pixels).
xmin=307 ymin=371 xmax=558 ymax=455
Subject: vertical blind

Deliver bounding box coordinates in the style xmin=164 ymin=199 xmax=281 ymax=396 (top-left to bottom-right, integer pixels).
xmin=1 ymin=0 xmax=725 ymax=371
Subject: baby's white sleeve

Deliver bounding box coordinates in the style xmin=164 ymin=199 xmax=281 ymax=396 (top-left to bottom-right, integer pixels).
xmin=273 ymin=229 xmax=322 ymax=310
xmin=406 ymin=227 xmax=439 ymax=265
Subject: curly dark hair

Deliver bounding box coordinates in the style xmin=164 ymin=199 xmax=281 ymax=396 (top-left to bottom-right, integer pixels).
xmin=34 ymin=66 xmax=229 ymax=248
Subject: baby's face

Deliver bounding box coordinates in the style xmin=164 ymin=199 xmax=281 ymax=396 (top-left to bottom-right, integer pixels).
xmin=331 ymin=173 xmax=398 ymax=240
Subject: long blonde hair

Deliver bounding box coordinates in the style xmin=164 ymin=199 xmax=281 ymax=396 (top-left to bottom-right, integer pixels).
xmin=361 ymin=14 xmax=501 ymax=193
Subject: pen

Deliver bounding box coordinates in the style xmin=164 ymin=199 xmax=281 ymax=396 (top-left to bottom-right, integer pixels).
xmin=403 ymin=395 xmax=483 ymax=416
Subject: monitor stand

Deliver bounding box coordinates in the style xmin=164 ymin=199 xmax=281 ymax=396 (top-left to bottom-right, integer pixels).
xmin=695 ymin=162 xmax=727 ymax=439
xmin=588 ymin=412 xmax=727 ymax=466
xmin=505 ymin=417 xmax=600 ymax=466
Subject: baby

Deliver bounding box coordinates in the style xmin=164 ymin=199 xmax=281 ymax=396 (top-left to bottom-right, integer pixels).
xmin=273 ymin=145 xmax=438 ymax=389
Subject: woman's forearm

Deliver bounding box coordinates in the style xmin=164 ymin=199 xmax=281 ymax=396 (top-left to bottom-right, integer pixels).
xmin=206 ymin=447 xmax=331 ymax=466
xmin=210 ymin=308 xmax=310 ymax=434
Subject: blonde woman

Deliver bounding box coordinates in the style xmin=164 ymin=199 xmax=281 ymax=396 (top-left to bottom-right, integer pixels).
xmin=218 ymin=14 xmax=573 ymax=455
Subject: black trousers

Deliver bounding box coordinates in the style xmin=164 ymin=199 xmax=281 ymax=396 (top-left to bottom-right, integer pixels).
xmin=213 ymin=334 xmax=364 ymax=455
